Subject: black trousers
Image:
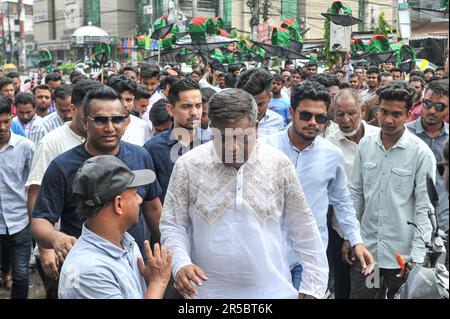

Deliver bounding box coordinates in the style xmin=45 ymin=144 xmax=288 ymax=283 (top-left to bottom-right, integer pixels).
xmin=350 ymin=260 xmax=405 ymax=299
xmin=327 ymin=227 xmax=351 ymax=299
xmin=35 ymin=256 xmax=59 ymax=299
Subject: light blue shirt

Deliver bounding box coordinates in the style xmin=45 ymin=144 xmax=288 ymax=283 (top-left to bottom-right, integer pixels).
xmin=351 ymin=128 xmax=436 ymax=268
xmin=269 ymin=96 xmax=291 ymax=125
xmin=58 ymin=224 xmax=147 ymax=299
xmin=258 ymin=109 xmax=285 ymax=136
xmin=406 ymin=118 xmax=449 ymax=233
xmin=262 ymin=129 xmax=363 ymax=250
xmin=0 ymin=133 xmax=35 ymax=235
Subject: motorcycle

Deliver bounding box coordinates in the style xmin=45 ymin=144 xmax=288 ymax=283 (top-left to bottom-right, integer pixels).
xmin=395 ymin=174 xmax=449 ymax=299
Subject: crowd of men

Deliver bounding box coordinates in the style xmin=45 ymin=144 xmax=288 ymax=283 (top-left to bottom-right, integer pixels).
xmin=0 ymin=58 xmax=448 ymax=299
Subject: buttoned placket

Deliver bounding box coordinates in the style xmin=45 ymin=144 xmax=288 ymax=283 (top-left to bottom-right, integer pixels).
xmin=236 ymin=166 xmax=244 ymax=222
xmin=377 ymin=145 xmax=391 ymax=263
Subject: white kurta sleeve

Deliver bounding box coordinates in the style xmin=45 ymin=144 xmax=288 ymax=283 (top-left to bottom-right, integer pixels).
xmin=282 ymin=162 xmax=329 ymax=299
xmin=160 ymin=160 xmax=194 ymax=278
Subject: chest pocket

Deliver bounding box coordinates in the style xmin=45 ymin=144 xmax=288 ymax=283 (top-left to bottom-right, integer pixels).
xmin=362 ymin=162 xmax=377 ymax=188
xmin=391 ymin=168 xmax=413 ymax=195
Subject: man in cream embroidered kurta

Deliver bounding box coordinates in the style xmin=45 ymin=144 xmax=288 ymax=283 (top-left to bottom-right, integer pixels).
xmin=160 ymin=141 xmax=329 ymax=299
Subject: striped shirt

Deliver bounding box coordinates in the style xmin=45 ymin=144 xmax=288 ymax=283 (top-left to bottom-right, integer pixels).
xmin=30 ymin=112 xmax=64 ymax=145
xmin=13 ymin=114 xmax=43 ymax=140
xmin=48 ymin=101 xmax=57 ymax=114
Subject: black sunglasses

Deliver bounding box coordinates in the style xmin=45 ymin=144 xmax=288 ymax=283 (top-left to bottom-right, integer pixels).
xmin=437 ymin=162 xmax=448 ymax=176
xmin=298 ymin=111 xmax=329 ymax=124
xmin=86 ymin=115 xmax=126 ymax=127
xmin=423 ymin=99 xmax=448 ymax=112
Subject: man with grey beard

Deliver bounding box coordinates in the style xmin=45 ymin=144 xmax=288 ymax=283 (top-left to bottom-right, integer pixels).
xmin=326 ymin=88 xmax=380 ymax=298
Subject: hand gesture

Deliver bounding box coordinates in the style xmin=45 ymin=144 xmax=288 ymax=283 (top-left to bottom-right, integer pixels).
xmin=39 ymin=247 xmax=60 ymax=280
xmin=51 ymin=231 xmax=77 ymax=263
xmin=175 ymin=264 xmax=208 ymax=299
xmin=137 ymin=241 xmax=172 ymax=288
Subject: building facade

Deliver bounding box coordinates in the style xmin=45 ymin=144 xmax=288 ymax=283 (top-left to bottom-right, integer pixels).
xmin=1 ymin=0 xmax=35 ymax=66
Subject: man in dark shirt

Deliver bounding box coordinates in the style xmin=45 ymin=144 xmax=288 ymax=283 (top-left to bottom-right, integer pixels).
xmin=143 ymin=78 xmax=208 ymax=202
xmin=31 ymin=86 xmax=163 ymax=266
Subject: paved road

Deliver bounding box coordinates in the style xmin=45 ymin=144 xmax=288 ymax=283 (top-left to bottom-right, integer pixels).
xmin=0 ymin=267 xmax=46 ymax=299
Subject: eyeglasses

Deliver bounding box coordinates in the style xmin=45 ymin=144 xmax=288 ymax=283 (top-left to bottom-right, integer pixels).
xmin=298 ymin=111 xmax=328 ymax=124
xmin=437 ymin=162 xmax=448 ymax=176
xmin=86 ymin=115 xmax=126 ymax=128
xmin=423 ymin=99 xmax=448 ymax=112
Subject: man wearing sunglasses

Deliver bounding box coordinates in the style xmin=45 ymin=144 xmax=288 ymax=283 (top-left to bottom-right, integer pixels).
xmin=26 ymin=79 xmax=101 ymax=299
xmin=350 ymin=81 xmax=436 ymax=299
xmin=31 ymin=86 xmax=163 ymax=284
xmin=262 ymin=81 xmax=373 ymax=294
xmin=406 ymin=78 xmax=449 ymax=235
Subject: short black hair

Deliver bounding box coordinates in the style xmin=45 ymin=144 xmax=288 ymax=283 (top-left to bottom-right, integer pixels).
xmin=436 ymin=66 xmax=445 ymax=73
xmin=426 ymin=75 xmax=441 ymax=83
xmin=425 ymin=78 xmax=449 ymax=97
xmin=167 ymin=78 xmax=200 ymax=106
xmin=291 ymin=80 xmax=331 ymax=111
xmin=308 ymin=73 xmax=340 ymax=89
xmin=141 ymin=68 xmax=160 ymax=81
xmin=70 ymin=70 xmax=83 ymax=83
xmin=409 ymin=76 xmax=424 ymax=88
xmin=272 ymin=73 xmax=284 ymax=83
xmin=120 ymin=66 xmax=140 ymax=77
xmin=349 ymin=73 xmax=359 ymax=79
xmin=191 ymin=70 xmax=202 ymax=77
xmin=201 ymin=87 xmax=216 ymax=103
xmin=149 ymin=98 xmax=171 ymax=126
xmin=390 ymin=67 xmax=403 ymax=74
xmin=107 ymin=75 xmax=137 ymax=95
xmin=54 ymin=84 xmax=73 ymax=101
xmin=82 ymin=85 xmax=122 ymax=117
xmin=6 ymin=71 xmax=20 ymax=79
xmin=291 ymin=68 xmax=305 ymax=77
xmin=377 ymin=80 xmax=416 ymax=111
xmin=0 ymin=96 xmax=12 ymax=115
xmin=45 ymin=73 xmax=62 ymax=84
xmin=367 ymin=67 xmax=380 ymax=75
xmin=160 ymin=75 xmax=179 ymax=90
xmin=228 ymin=64 xmax=241 ymax=74
xmin=15 ymin=92 xmax=36 ymax=108
xmin=424 ymin=68 xmax=435 ymax=75
xmin=339 ymin=80 xmax=351 ymax=89
xmin=235 ymin=68 xmax=273 ymax=96
xmin=224 ymin=73 xmax=238 ymax=88
xmin=409 ymin=70 xmax=424 ymax=79
xmin=72 ymin=79 xmax=102 ymax=107
xmin=0 ymin=77 xmax=13 ymax=90
xmin=305 ymin=61 xmax=317 ymax=68
xmin=378 ymin=72 xmax=394 ymax=82
xmin=32 ymin=84 xmax=52 ymax=95
xmin=135 ymin=85 xmax=152 ymax=100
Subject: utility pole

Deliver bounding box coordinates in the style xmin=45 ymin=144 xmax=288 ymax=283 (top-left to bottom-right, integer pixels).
xmin=218 ymin=0 xmax=224 ymax=17
xmin=18 ymin=0 xmax=26 ymax=69
xmin=247 ymin=0 xmax=260 ymax=41
xmin=6 ymin=4 xmax=12 ymax=63
xmin=192 ymin=0 xmax=198 ymax=18
xmin=0 ymin=8 xmax=5 ymax=63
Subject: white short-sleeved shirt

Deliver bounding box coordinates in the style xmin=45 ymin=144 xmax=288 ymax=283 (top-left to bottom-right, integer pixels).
xmin=122 ymin=115 xmax=152 ymax=147
xmin=26 ymin=122 xmax=85 ymax=187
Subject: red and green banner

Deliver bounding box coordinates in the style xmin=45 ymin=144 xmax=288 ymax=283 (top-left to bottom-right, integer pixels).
xmin=271 ymin=27 xmax=291 ymax=47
